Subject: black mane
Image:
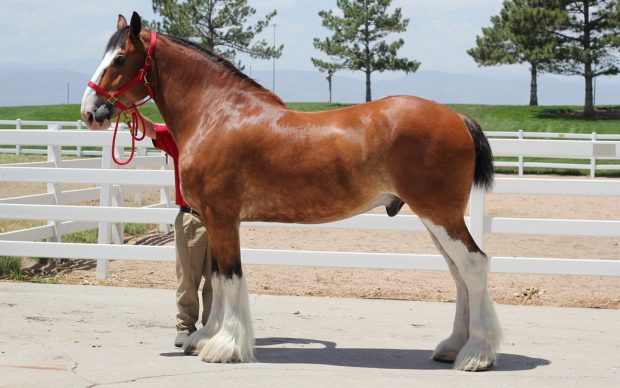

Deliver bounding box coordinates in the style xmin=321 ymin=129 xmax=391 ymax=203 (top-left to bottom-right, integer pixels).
xmin=102 ymin=28 xmax=282 ymax=104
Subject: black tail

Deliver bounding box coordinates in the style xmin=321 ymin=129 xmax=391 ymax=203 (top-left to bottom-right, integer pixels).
xmin=461 ymin=115 xmax=494 ymax=190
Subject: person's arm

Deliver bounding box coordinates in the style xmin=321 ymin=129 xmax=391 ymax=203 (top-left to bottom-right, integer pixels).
xmin=138 ymin=115 xmax=157 ymax=140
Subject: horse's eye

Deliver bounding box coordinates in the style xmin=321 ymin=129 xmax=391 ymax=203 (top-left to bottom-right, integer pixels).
xmin=114 ymin=57 xmax=126 ymax=67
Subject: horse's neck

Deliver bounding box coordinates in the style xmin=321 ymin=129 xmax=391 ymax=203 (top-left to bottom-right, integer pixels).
xmin=152 ymin=37 xmax=283 ymax=142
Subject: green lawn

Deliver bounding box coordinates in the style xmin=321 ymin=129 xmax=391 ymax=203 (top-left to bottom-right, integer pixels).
xmin=1 ymin=103 xmax=618 ymax=134
xmin=447 ymin=104 xmax=620 ymax=134
xmin=0 ymin=103 xmax=163 ymax=124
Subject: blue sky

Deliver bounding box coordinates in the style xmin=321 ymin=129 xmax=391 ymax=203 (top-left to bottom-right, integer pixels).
xmin=1 ymin=0 xmax=618 ymax=103
xmin=0 ymin=0 xmax=525 ymax=78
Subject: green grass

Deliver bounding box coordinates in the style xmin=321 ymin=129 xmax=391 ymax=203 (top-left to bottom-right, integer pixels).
xmin=1 ymin=103 xmax=618 ymax=134
xmin=0 ymin=103 xmax=163 ymax=123
xmin=33 ymin=275 xmax=59 ymax=284
xmin=0 ymin=256 xmax=22 ymax=279
xmin=447 ymin=104 xmax=620 ymax=134
xmin=62 ymin=229 xmax=98 ymax=244
xmin=40 ymin=223 xmax=158 ymax=245
xmin=124 ymin=223 xmax=158 ymax=237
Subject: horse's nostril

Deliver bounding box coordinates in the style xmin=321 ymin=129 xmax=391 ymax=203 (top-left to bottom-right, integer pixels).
xmin=87 ymin=112 xmax=94 ymax=124
xmin=94 ymin=104 xmax=111 ymax=124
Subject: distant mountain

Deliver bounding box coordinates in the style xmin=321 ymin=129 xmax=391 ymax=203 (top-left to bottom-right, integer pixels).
xmin=0 ymin=64 xmax=618 ymax=107
xmin=251 ymin=69 xmax=620 ymax=106
xmin=0 ymin=68 xmax=90 ymax=106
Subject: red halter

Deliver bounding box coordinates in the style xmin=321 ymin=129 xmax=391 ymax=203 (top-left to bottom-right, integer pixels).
xmin=88 ymin=31 xmax=157 ymax=165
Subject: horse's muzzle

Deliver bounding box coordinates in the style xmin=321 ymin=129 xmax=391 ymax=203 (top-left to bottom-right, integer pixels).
xmin=93 ymin=103 xmax=112 ymax=124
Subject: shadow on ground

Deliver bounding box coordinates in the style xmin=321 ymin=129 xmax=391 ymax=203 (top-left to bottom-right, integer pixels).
xmin=255 ymin=337 xmax=550 ymax=371
xmin=162 ymin=337 xmax=550 ymax=371
xmin=535 ymin=106 xmax=620 ymax=120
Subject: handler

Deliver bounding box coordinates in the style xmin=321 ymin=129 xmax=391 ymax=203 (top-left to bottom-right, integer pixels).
xmin=139 ymin=116 xmax=212 ymax=348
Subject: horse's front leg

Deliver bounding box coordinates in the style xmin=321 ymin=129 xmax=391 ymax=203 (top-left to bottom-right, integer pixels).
xmin=192 ymin=220 xmax=254 ymax=363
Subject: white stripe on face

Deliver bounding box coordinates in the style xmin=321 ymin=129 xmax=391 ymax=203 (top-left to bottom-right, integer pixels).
xmin=80 ymin=47 xmax=120 ymax=124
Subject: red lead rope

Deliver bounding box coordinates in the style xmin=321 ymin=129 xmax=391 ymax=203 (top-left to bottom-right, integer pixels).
xmin=88 ymin=31 xmax=157 ymax=165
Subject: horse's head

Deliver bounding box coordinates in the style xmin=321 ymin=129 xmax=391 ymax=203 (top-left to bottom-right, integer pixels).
xmin=81 ymin=12 xmax=152 ymax=130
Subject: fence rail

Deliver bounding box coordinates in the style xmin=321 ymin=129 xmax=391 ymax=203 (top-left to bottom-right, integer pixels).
xmin=3 ymin=120 xmax=620 ymax=175
xmin=0 ymin=126 xmax=619 ymax=278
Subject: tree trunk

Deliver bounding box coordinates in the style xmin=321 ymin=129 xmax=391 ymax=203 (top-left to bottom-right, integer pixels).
xmin=365 ymin=70 xmax=372 ymax=102
xmin=584 ymin=73 xmax=595 ymax=118
xmin=363 ymin=0 xmax=371 ymax=102
xmin=582 ymin=1 xmax=595 ymax=118
xmin=529 ymin=64 xmax=538 ymax=106
xmin=328 ymin=75 xmax=333 ymax=104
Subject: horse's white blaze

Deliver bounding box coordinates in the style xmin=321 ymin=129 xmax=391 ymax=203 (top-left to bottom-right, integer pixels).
xmin=422 ymin=218 xmax=502 ymax=371
xmin=197 ymin=274 xmax=254 ymax=362
xmin=80 ymin=47 xmax=119 ymax=126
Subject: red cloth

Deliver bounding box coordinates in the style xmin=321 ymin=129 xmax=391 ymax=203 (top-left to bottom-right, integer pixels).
xmin=151 ymin=124 xmax=188 ymax=207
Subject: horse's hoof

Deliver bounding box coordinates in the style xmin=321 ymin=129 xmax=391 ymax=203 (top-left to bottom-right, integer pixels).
xmin=453 ymin=340 xmax=497 ymax=371
xmin=456 ymin=357 xmax=495 ymax=371
xmin=432 ymin=337 xmax=466 ymax=363
xmin=432 ymin=351 xmax=458 ymax=364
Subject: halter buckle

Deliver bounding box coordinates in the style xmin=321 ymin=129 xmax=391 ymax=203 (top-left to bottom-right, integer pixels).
xmin=107 ymin=94 xmax=119 ymax=105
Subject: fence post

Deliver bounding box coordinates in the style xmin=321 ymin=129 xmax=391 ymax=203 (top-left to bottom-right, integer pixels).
xmin=112 ymin=142 xmax=125 ymax=245
xmin=518 ymin=130 xmax=524 ymax=176
xmin=97 ymin=145 xmax=113 ymax=279
xmin=111 ymin=181 xmax=125 ymax=245
xmin=47 ymin=124 xmax=62 ymax=245
xmin=134 ymin=146 xmax=147 ymax=206
xmin=16 ymin=119 xmax=22 ymax=155
xmin=590 ymin=132 xmax=597 ymax=178
xmin=468 ymin=187 xmax=485 ymax=250
xmin=76 ymin=120 xmax=83 ymax=157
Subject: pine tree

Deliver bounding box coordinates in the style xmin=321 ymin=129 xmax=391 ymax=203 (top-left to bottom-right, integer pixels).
xmin=147 ymin=0 xmax=282 ymax=62
xmin=468 ymin=0 xmax=561 ymax=106
xmin=313 ymin=0 xmax=420 ymax=102
xmin=549 ymin=0 xmax=620 ymax=117
xmin=311 ymin=38 xmax=347 ymax=104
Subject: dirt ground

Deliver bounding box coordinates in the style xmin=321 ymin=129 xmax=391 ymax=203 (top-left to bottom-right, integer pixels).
xmin=9 ymin=174 xmax=619 ymax=309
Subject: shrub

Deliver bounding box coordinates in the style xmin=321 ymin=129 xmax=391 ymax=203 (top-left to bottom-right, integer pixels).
xmin=0 ymin=256 xmax=22 ymax=279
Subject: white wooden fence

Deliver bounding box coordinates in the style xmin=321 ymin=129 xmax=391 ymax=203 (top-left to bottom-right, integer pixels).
xmin=1 ymin=126 xmax=619 ymax=278
xmin=3 ymin=119 xmax=620 ymax=176
xmin=487 ymin=130 xmax=620 ymax=176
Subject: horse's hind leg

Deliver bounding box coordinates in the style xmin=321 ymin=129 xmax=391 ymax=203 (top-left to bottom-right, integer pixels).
xmin=422 ymin=217 xmax=502 ymax=371
xmin=425 ymin=232 xmax=470 ymax=363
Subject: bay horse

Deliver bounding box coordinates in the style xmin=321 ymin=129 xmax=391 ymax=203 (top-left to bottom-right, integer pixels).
xmin=81 ymin=12 xmax=501 ymax=371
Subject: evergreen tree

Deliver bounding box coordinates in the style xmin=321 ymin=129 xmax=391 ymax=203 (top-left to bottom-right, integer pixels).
xmin=147 ymin=0 xmax=282 ymax=62
xmin=549 ymin=0 xmax=620 ymax=117
xmin=311 ymin=39 xmax=347 ymax=104
xmin=467 ymin=0 xmax=560 ymax=106
xmin=313 ymin=0 xmax=420 ymax=102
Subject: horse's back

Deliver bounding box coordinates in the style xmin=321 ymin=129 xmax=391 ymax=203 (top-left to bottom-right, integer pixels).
xmin=233 ymin=95 xmax=476 ymax=223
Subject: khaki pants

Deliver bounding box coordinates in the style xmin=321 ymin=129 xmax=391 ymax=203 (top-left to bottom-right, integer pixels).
xmin=174 ymin=211 xmax=212 ymax=333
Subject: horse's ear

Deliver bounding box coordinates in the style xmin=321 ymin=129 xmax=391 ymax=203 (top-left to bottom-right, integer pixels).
xmin=117 ymin=14 xmax=127 ymax=31
xmin=130 ymin=11 xmax=142 ymax=36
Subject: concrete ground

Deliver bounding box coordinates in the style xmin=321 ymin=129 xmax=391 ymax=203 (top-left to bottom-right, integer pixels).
xmin=0 ymin=282 xmax=618 ymax=388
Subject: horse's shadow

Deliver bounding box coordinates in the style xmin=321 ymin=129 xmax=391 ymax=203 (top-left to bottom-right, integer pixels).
xmin=253 ymin=337 xmax=550 ymax=371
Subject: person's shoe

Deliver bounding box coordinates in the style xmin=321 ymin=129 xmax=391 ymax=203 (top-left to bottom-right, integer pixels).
xmin=175 ymin=332 xmax=190 ymax=348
